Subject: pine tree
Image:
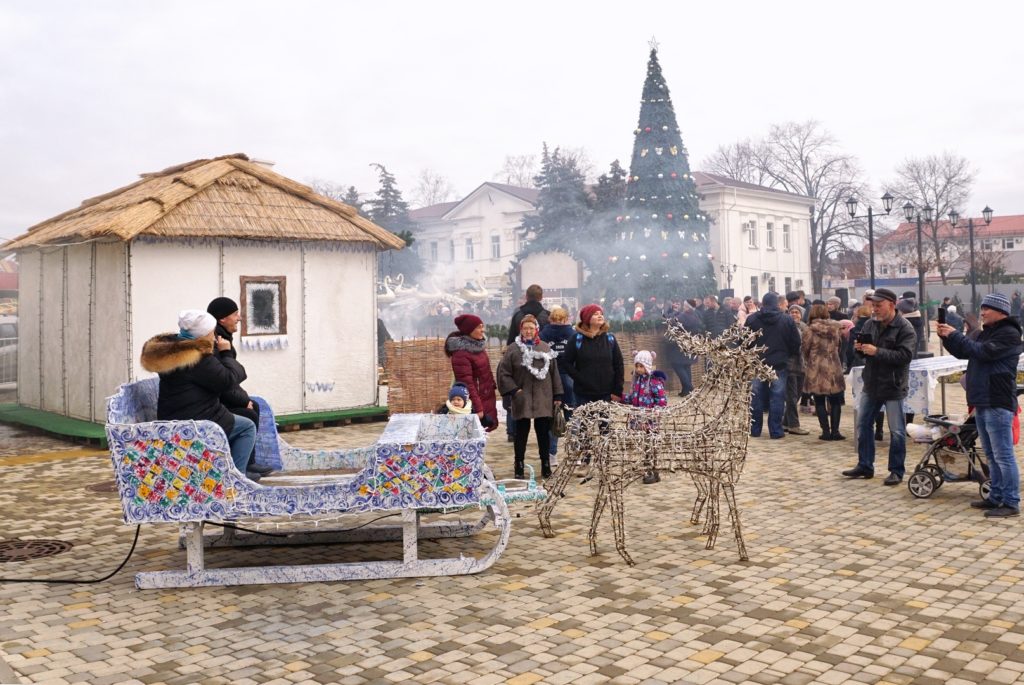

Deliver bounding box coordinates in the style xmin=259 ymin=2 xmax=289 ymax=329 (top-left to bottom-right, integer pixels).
xmin=343 ymin=185 xmax=363 ymax=216
xmin=592 ymin=160 xmax=627 ymax=213
xmin=515 ymin=144 xmax=593 ymax=262
xmin=368 ymin=163 xmax=421 ymax=280
xmin=599 ymin=44 xmax=715 ymax=302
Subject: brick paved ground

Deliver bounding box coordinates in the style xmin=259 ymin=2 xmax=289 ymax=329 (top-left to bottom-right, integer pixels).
xmin=3 ymin=383 xmax=1024 ymax=685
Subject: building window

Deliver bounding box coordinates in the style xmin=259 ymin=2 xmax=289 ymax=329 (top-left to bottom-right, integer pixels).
xmin=1004 ymin=238 xmax=1015 ymax=250
xmin=747 ymin=220 xmax=757 ymax=248
xmin=491 ymin=235 xmax=501 ymax=259
xmin=430 ymin=241 xmax=438 ymax=263
xmin=782 ymin=224 xmax=791 ymax=251
xmin=899 ymin=264 xmax=908 ymax=275
xmin=465 ymin=238 xmax=474 ymax=261
xmin=785 ymin=277 xmax=792 ymax=294
xmin=981 ymin=239 xmax=993 ymax=251
xmin=881 ymin=265 xmax=890 ymax=275
xmin=768 ymin=276 xmax=776 ymax=293
xmin=766 ymin=222 xmax=775 ymax=249
xmin=750 ymin=276 xmax=759 ymax=300
xmin=449 ymin=240 xmax=455 ymax=262
xmin=239 ymin=276 xmax=287 ymax=337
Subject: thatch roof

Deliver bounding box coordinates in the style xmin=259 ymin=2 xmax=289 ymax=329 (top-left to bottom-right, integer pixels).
xmin=3 ymin=154 xmax=407 ymax=251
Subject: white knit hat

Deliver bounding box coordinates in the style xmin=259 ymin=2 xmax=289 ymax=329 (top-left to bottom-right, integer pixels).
xmin=178 ymin=309 xmax=216 ymax=339
xmin=633 ymin=350 xmax=656 ymax=373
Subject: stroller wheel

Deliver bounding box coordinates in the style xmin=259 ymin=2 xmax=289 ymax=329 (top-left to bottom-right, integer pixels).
xmin=908 ymin=471 xmax=938 ymax=499
xmin=980 ymin=480 xmax=992 ymax=501
xmin=922 ymin=464 xmax=945 ymax=488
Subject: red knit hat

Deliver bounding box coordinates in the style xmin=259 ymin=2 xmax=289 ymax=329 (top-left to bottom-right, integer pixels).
xmin=454 ymin=314 xmax=483 ymax=336
xmin=579 ymin=304 xmax=603 ymax=325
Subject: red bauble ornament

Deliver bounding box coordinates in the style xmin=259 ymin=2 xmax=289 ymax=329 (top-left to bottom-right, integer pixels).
xmin=670 ymin=172 xmax=678 ymax=178
xmin=644 ymin=127 xmax=651 ymax=132
xmin=616 ymin=216 xmax=623 ymax=222
xmin=666 ymin=213 xmax=673 ymax=219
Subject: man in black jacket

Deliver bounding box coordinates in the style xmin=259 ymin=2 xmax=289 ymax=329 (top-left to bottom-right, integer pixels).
xmin=939 ymin=292 xmax=1023 ymax=517
xmin=207 ymin=297 xmax=271 ymax=478
xmin=844 ymin=288 xmax=917 ymax=485
xmin=744 ymin=292 xmax=801 ymax=439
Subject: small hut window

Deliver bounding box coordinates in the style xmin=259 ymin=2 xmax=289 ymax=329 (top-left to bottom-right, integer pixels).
xmin=240 ymin=276 xmax=287 ymax=336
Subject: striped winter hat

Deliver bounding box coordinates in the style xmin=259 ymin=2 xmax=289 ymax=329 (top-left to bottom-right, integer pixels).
xmin=981 ymin=293 xmax=1011 ymax=315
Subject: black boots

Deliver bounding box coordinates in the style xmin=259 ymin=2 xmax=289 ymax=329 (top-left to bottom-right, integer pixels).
xmin=830 ymin=403 xmax=846 ymax=440
xmin=816 ymin=405 xmax=830 ymax=440
xmin=642 ymin=470 xmax=661 ymax=484
xmin=514 ymin=460 xmax=525 ymax=480
xmin=541 ymin=457 xmax=552 ymax=480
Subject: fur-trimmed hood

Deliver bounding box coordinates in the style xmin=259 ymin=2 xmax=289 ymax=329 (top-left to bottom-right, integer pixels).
xmin=140 ymin=333 xmax=214 ymax=374
xmin=575 ymin=322 xmax=610 ymax=338
xmin=444 ymin=332 xmax=486 ymax=357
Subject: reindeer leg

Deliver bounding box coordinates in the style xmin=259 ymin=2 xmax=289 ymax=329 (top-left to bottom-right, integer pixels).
xmin=537 ymin=451 xmax=578 ymax=538
xmin=722 ymin=482 xmax=748 ymax=562
xmin=607 ymin=473 xmax=635 ymax=566
xmin=588 ymin=476 xmax=609 ymax=556
xmin=703 ymin=479 xmax=721 ymax=550
xmin=691 ymin=474 xmax=708 ymax=525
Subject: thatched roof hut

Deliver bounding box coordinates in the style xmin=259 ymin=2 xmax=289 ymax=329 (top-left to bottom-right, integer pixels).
xmin=5 ymin=153 xmax=404 ymax=423
xmin=4 ymin=153 xmax=405 ymax=250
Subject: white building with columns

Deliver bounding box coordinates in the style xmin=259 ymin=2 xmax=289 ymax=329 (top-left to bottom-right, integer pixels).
xmin=409 ymin=174 xmax=814 ymax=303
xmin=694 ymin=172 xmax=815 ymax=299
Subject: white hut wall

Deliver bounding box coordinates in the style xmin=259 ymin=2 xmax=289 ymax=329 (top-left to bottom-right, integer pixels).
xmin=15 ymin=250 xmax=42 ymax=409
xmin=220 ymin=241 xmax=303 ymax=413
xmin=64 ymin=244 xmax=93 ymax=420
xmin=302 ymin=243 xmax=378 ymax=411
xmin=128 ymin=240 xmax=220 ymax=385
xmin=91 ymin=242 xmax=130 ymax=421
xmin=40 ymin=249 xmax=66 ymax=414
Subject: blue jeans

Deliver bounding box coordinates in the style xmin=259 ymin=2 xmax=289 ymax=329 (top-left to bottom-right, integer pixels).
xmin=974 ymin=407 xmax=1020 ymax=509
xmin=750 ymin=368 xmax=787 ymax=438
xmin=856 ymin=394 xmax=906 ymax=478
xmin=227 ymin=415 xmax=257 ymax=473
xmin=670 ymin=360 xmax=694 ymax=396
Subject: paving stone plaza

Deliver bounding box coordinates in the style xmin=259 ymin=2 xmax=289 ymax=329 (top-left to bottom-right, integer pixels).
xmin=3 ymin=385 xmax=1024 ymax=685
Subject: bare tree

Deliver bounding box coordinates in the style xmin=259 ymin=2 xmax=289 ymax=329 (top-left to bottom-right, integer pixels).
xmin=712 ymin=121 xmax=870 ymax=292
xmin=887 ymin=153 xmax=975 ymax=284
xmin=494 ymin=154 xmax=538 ymax=187
xmin=307 ymin=178 xmax=347 ymax=201
xmin=701 ymin=140 xmax=773 ymax=186
xmin=411 ymin=169 xmax=456 ymax=208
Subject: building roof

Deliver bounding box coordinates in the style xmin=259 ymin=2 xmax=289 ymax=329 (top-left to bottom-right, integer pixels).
xmin=692 ymin=171 xmax=814 ymax=202
xmin=2 ymin=154 xmax=407 ymax=251
xmin=877 ymin=215 xmax=1024 ymax=245
xmin=409 ymin=182 xmax=540 ymax=223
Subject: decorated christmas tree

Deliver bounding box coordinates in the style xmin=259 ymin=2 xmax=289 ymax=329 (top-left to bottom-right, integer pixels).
xmin=601 ymin=42 xmax=715 ymax=302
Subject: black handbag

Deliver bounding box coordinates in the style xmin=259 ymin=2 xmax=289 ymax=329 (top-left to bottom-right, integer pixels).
xmin=551 ymin=404 xmax=567 ymax=437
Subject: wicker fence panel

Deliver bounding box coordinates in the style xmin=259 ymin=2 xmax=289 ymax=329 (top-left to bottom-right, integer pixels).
xmin=384 ymin=338 xmax=505 ymax=414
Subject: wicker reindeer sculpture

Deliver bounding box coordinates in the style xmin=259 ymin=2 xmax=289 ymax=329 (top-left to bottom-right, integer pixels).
xmin=537 ymin=323 xmax=776 ymax=565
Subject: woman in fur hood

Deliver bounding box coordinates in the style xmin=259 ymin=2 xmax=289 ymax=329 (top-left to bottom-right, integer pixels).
xmin=140 ymin=310 xmax=257 ymax=476
xmin=444 ymin=314 xmax=498 ymax=431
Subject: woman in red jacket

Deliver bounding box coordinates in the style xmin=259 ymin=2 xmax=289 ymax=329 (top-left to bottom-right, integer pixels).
xmin=444 ymin=314 xmax=498 ymax=431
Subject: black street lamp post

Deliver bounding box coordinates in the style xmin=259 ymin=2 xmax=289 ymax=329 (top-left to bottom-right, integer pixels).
xmin=902 ymin=201 xmax=933 ymax=354
xmin=948 ymin=206 xmax=994 ymax=314
xmin=845 ymin=192 xmax=895 ymax=289
xmin=720 ymin=262 xmax=736 ymax=290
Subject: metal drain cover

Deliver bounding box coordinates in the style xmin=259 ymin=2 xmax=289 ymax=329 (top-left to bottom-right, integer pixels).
xmin=0 ymin=539 xmax=73 ymax=562
xmin=86 ymin=481 xmax=118 ymax=494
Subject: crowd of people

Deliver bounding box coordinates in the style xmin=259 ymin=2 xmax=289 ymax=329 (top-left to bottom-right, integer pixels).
xmin=439 ymin=283 xmax=1021 ymax=519
xmin=137 ymin=280 xmax=1021 ymax=520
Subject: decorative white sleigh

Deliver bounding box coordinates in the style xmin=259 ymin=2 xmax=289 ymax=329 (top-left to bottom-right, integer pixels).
xmin=106 ymin=379 xmax=540 ymax=589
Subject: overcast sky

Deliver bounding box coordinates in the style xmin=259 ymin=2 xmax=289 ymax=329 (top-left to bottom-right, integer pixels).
xmin=1 ymin=0 xmax=1022 ymax=242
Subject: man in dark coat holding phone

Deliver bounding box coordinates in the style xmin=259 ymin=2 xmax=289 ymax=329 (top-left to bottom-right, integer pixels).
xmin=844 ymin=288 xmax=916 ymax=485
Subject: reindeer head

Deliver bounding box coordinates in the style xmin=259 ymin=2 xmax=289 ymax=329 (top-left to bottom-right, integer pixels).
xmin=665 ymin=322 xmax=777 ymax=386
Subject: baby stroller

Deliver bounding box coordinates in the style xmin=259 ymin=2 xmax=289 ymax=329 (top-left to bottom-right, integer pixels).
xmin=907 ymin=412 xmax=988 ymax=499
